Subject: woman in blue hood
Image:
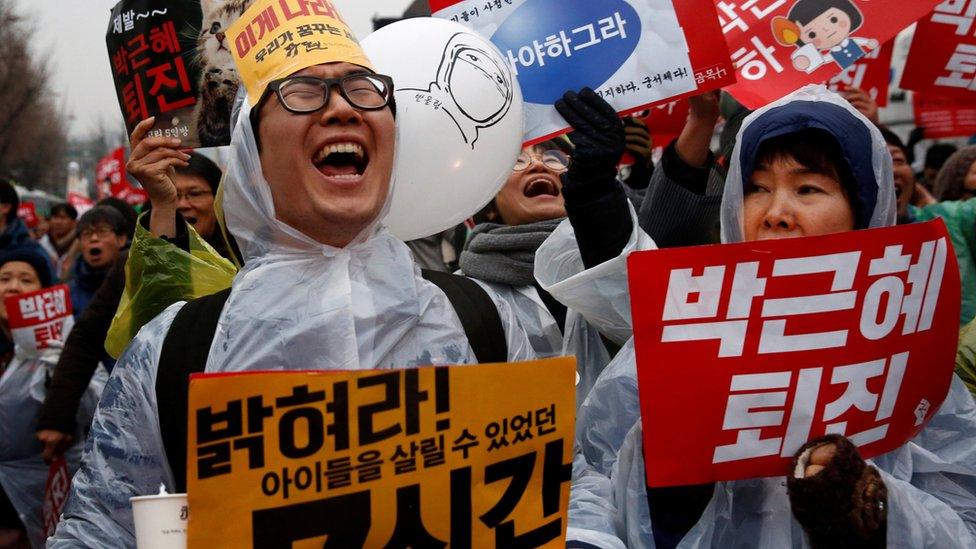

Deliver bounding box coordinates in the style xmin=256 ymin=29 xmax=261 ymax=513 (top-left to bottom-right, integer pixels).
xmin=544 ymin=86 xmax=975 ymax=547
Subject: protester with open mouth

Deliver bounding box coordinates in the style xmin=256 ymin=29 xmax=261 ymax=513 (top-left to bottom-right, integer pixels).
xmin=47 ymin=10 xmax=550 ymax=543
xmin=67 ymin=207 xmax=128 ymax=319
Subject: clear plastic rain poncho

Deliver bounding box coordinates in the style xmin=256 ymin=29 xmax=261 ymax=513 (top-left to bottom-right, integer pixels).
xmin=50 ymin=87 xmax=538 ymax=547
xmin=0 ymin=344 xmax=106 ymax=548
xmin=469 ymin=279 xmax=613 ymax=406
xmin=537 ymin=86 xmax=976 ymax=546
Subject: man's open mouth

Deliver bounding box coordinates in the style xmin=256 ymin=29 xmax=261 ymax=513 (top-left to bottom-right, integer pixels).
xmin=313 ymin=142 xmax=368 ymax=179
xmin=89 ymin=247 xmax=103 ymax=257
xmin=523 ymin=176 xmax=560 ymax=198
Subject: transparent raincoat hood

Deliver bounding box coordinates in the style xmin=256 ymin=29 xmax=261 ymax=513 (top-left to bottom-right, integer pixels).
xmin=208 ymin=93 xmax=484 ymax=373
xmin=720 ymin=85 xmax=896 ymax=243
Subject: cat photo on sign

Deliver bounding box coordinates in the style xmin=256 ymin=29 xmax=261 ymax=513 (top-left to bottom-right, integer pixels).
xmin=192 ymin=0 xmax=253 ymax=146
xmin=771 ymin=0 xmax=879 ymax=74
xmin=401 ymin=33 xmax=515 ymax=148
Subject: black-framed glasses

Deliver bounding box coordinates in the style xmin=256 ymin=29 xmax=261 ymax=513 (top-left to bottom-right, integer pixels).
xmin=513 ymin=149 xmax=570 ymax=172
xmin=264 ymin=73 xmax=394 ymax=114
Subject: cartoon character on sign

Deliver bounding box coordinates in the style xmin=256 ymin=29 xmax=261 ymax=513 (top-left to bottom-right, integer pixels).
xmin=402 ymin=33 xmax=515 ymax=148
xmin=772 ymin=0 xmax=879 ymax=74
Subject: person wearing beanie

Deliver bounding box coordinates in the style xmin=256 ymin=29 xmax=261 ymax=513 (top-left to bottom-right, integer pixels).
xmin=0 ymin=248 xmax=105 ymax=549
xmin=539 ymin=86 xmax=976 ymax=547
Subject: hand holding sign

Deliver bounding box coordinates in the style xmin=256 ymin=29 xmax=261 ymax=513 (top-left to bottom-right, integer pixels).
xmin=126 ymin=117 xmax=191 ymax=238
xmin=786 ymin=434 xmax=887 ymax=544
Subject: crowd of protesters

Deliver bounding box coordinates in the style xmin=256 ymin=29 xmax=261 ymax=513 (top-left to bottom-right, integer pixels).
xmin=0 ymin=13 xmax=975 ymax=549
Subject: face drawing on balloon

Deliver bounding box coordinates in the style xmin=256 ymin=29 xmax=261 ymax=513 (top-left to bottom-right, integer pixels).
xmin=405 ymin=33 xmax=514 ymax=148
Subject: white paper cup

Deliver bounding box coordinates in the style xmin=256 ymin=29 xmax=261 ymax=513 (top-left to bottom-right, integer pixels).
xmin=130 ymin=493 xmax=188 ymax=549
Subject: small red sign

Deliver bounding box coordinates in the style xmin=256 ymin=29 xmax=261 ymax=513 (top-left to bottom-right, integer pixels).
xmin=5 ymin=284 xmax=74 ymax=352
xmin=43 ymin=457 xmax=71 ymax=538
xmin=721 ymin=0 xmax=940 ymax=109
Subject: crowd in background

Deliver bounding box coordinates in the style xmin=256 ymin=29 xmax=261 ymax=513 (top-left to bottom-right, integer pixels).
xmin=0 ymin=50 xmax=975 ymax=548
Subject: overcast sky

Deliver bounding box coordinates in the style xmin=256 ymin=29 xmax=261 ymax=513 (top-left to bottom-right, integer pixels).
xmin=11 ymin=0 xmax=416 ymax=137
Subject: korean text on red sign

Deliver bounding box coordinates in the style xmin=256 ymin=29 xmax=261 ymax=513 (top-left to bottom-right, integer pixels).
xmin=4 ymin=284 xmax=74 ymax=352
xmin=627 ymin=220 xmax=961 ymax=487
xmin=720 ymin=0 xmax=941 ymax=109
xmin=429 ymin=0 xmax=734 ymax=145
xmin=902 ymin=1 xmax=976 ymax=101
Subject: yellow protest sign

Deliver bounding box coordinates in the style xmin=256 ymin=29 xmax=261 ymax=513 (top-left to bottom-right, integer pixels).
xmin=186 ymin=358 xmax=576 ymax=548
xmin=228 ymin=0 xmax=374 ymax=103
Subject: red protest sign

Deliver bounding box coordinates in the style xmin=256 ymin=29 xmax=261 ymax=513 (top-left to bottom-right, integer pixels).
xmin=720 ymin=0 xmax=940 ymax=109
xmin=914 ymin=94 xmax=976 ymax=138
xmin=5 ymin=285 xmax=74 ymax=352
xmin=628 ymin=220 xmax=960 ymax=487
xmin=43 ymin=456 xmax=70 ymax=538
xmin=67 ymin=192 xmax=95 ymax=216
xmin=826 ymin=39 xmax=894 ymax=106
xmin=902 ymin=5 xmax=976 ymax=101
xmin=96 ymin=147 xmax=127 ymax=200
xmin=646 ymin=100 xmax=690 ymax=147
xmin=17 ymin=202 xmax=38 ymax=229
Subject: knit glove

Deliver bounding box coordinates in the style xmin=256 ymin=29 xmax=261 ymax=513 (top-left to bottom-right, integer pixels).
xmin=554 ymin=88 xmax=631 ymax=269
xmin=787 ymin=434 xmax=887 ymax=548
xmin=555 ymin=88 xmax=626 ymax=195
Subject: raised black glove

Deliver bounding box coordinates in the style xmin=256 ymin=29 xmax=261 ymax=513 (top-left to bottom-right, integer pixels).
xmin=555 ymin=87 xmax=626 ymax=176
xmin=554 ymin=87 xmax=631 ymax=269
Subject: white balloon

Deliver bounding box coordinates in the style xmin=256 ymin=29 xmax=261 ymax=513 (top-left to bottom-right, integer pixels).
xmin=363 ymin=18 xmax=524 ymax=241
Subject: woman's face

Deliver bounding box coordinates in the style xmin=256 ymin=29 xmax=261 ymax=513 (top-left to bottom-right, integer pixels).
xmin=743 ymin=155 xmax=855 ymax=241
xmin=493 ymin=146 xmax=567 ymax=226
xmin=0 ymin=261 xmax=41 ymax=321
xmin=963 ymin=160 xmax=976 ymax=201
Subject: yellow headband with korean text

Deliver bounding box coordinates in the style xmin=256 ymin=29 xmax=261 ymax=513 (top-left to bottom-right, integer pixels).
xmin=229 ymin=0 xmax=374 ymax=104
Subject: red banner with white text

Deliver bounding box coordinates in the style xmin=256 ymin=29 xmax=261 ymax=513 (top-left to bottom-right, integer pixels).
xmin=902 ymin=4 xmax=976 ymax=101
xmin=628 ymin=220 xmax=960 ymax=487
xmin=719 ymin=0 xmax=939 ymax=109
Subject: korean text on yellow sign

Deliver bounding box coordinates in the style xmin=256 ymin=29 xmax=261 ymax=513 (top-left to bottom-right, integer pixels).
xmin=228 ymin=0 xmax=374 ymax=103
xmin=187 ymin=358 xmax=576 ymax=547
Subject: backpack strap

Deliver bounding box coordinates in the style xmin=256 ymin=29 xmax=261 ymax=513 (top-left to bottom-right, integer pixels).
xmin=156 ymin=288 xmax=232 ymax=493
xmin=421 ymin=269 xmax=508 ymax=364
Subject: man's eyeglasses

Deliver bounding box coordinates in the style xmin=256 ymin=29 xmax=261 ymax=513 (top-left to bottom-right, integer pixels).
xmin=264 ymin=73 xmax=395 ymax=114
xmin=79 ymin=225 xmax=117 ymax=239
xmin=513 ymin=149 xmax=570 ymax=172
